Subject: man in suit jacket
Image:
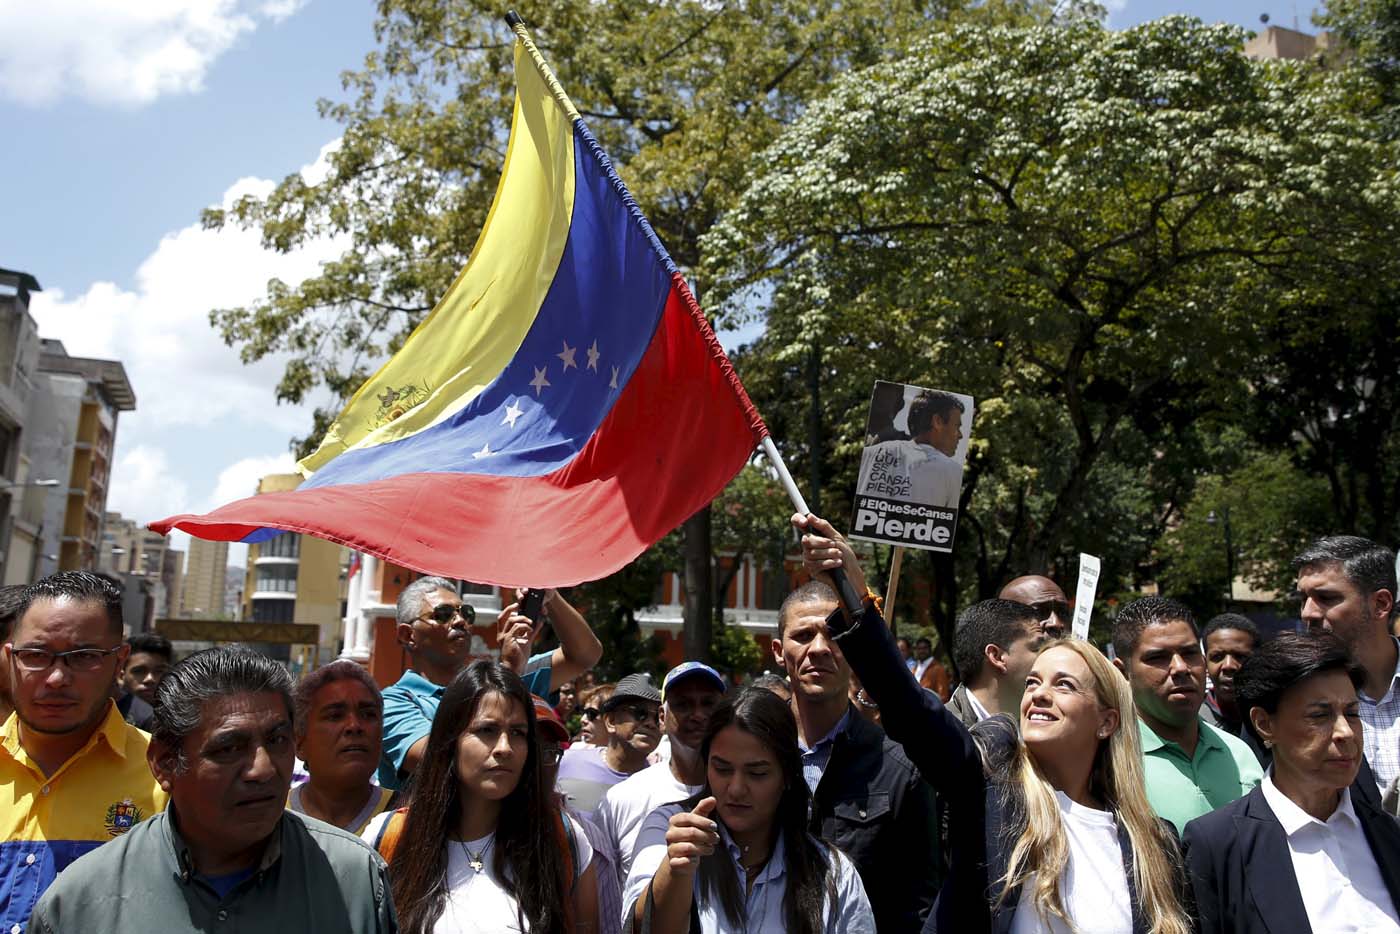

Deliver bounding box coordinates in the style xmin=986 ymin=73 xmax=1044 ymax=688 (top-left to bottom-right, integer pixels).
xmin=946 ymin=599 xmax=1044 ymax=730
xmin=911 ymin=636 xmax=952 ymax=701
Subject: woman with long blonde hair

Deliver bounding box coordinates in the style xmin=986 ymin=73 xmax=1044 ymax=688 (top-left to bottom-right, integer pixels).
xmin=794 ymin=514 xmax=1191 ymax=934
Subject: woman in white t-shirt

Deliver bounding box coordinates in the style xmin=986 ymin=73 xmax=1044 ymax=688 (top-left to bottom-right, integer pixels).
xmin=363 ymin=661 xmax=598 ymax=934
xmin=623 ymin=687 xmax=873 ymax=933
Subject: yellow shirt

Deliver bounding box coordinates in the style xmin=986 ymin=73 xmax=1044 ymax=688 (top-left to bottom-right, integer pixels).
xmin=0 ymin=702 xmax=168 ymax=932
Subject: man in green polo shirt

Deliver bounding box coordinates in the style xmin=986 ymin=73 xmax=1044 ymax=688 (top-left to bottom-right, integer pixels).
xmin=1111 ymin=596 xmax=1262 ymax=835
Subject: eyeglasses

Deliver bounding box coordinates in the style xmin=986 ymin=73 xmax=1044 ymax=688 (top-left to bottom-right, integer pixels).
xmin=612 ymin=704 xmax=660 ymax=725
xmin=8 ymin=645 xmax=122 ymax=673
xmin=540 ymin=745 xmax=565 ymax=766
xmin=581 ymin=707 xmax=601 ymax=720
xmin=1029 ymin=600 xmax=1071 ymax=622
xmin=417 ymin=603 xmax=476 ymax=626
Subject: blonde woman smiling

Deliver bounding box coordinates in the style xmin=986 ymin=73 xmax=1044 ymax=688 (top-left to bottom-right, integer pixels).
xmin=794 ymin=514 xmax=1191 ymax=934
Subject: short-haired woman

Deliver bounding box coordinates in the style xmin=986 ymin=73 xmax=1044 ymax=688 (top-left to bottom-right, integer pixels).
xmin=624 ymin=687 xmax=873 ymax=933
xmin=363 ymin=660 xmax=599 ymax=934
xmin=289 ymin=659 xmax=392 ymax=834
xmin=794 ymin=514 xmax=1191 ymax=934
xmin=1183 ymin=632 xmax=1400 ymax=933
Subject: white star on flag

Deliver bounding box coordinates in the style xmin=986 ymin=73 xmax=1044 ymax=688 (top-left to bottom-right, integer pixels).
xmin=530 ymin=367 xmax=551 ymax=396
xmin=557 ymin=340 xmax=577 ymax=370
xmin=502 ymin=401 xmax=524 ymax=428
xmin=586 ymin=340 xmax=600 ymax=372
xmin=610 ymin=366 xmax=619 ymax=390
xmin=472 ymin=443 xmax=493 ymax=459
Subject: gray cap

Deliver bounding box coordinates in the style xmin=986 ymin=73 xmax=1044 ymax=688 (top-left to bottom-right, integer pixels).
xmin=604 ymin=673 xmax=662 ymax=709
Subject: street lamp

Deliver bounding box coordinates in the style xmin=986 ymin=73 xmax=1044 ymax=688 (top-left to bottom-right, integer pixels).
xmin=1205 ymin=508 xmax=1234 ymax=606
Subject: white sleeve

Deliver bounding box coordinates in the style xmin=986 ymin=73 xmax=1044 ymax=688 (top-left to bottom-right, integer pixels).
xmin=827 ymin=847 xmax=877 ymax=934
xmin=620 ymin=803 xmax=680 ymax=922
xmin=360 ymin=810 xmax=392 ymax=847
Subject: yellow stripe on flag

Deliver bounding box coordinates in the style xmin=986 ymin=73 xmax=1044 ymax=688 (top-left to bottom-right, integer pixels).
xmin=298 ymin=41 xmax=577 ymax=475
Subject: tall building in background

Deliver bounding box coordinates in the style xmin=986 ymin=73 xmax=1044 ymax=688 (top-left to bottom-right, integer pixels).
xmin=25 ymin=339 xmax=135 ymax=576
xmin=161 ymin=548 xmax=184 ymax=619
xmin=182 ymin=536 xmax=229 ymax=618
xmin=224 ymin=565 xmax=245 ymax=619
xmin=0 ymin=268 xmax=47 ymax=585
xmin=242 ymin=473 xmax=344 ymax=664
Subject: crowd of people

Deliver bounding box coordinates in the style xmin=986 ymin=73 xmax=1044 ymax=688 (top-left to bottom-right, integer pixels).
xmin=2 ymin=519 xmax=1400 ymax=932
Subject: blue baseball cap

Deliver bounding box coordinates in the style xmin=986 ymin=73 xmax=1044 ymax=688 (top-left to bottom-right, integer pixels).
xmin=662 ymin=661 xmax=726 ymax=700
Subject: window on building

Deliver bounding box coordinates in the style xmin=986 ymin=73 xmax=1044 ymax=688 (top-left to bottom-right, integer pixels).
xmin=253 ymin=564 xmax=298 ymax=594
xmin=251 ymin=600 xmax=295 ymax=624
xmin=258 ymin=533 xmax=301 ymax=559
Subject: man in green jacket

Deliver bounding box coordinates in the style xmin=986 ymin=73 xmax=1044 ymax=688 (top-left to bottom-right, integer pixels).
xmin=29 ymin=645 xmax=396 ymax=933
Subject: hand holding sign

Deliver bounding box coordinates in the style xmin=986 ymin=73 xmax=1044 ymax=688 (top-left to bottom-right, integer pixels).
xmin=665 ymin=796 xmax=720 ymax=873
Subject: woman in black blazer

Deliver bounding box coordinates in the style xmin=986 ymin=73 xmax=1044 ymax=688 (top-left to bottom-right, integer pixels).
xmin=1183 ymin=632 xmax=1400 ymax=933
xmin=794 ymin=514 xmax=1191 ymax=934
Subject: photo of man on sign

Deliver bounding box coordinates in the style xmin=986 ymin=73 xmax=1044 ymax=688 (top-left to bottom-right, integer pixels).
xmin=851 ymin=381 xmax=974 ymax=553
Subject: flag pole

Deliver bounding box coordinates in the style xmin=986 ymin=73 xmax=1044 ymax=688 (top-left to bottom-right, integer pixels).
xmin=760 ymin=437 xmax=867 ymax=618
xmin=500 ymin=13 xmax=861 ymax=618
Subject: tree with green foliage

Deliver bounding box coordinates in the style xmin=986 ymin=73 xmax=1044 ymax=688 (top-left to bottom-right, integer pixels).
xmin=705 ymin=16 xmax=1400 ymax=647
xmin=204 ymin=0 xmax=984 ymax=661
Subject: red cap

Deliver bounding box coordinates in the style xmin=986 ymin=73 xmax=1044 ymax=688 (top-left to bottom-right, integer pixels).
xmin=532 ymin=694 xmax=570 ymax=744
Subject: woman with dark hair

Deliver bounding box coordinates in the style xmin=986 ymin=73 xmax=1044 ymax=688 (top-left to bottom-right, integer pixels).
xmin=362 ymin=660 xmax=599 ymax=934
xmin=623 ymin=686 xmax=872 ymax=933
xmin=1183 ymin=632 xmax=1400 ymax=933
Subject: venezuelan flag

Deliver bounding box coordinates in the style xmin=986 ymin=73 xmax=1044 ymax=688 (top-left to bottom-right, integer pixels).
xmin=150 ymin=21 xmax=767 ymax=587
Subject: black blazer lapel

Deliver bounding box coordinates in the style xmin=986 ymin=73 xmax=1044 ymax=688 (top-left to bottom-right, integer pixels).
xmin=1354 ymin=781 xmax=1400 ymax=912
xmin=1240 ymin=789 xmax=1313 ymax=934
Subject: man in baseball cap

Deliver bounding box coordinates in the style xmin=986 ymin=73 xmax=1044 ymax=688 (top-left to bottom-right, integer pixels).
xmin=556 ymin=674 xmax=661 ymax=821
xmin=597 ymin=662 xmax=726 ymax=885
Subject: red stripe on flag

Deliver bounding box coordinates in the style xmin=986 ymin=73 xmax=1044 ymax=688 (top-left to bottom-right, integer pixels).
xmin=151 ymin=284 xmax=766 ymax=586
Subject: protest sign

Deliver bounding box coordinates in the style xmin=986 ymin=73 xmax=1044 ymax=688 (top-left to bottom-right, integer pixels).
xmin=1072 ymin=553 xmax=1101 ymax=640
xmin=849 ymin=380 xmax=974 ymax=553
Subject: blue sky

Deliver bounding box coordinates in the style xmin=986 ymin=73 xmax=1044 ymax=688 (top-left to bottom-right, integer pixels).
xmin=0 ymin=0 xmax=1324 ymax=564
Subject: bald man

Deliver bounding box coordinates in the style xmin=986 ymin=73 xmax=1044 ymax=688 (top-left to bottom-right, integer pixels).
xmin=998 ymin=575 xmax=1069 ymax=638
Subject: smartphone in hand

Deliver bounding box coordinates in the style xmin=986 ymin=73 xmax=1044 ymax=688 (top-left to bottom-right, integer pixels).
xmin=520 ymin=588 xmax=547 ymax=624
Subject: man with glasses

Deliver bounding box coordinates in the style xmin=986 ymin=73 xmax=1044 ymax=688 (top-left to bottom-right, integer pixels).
xmin=0 ymin=572 xmax=167 ymax=932
xmin=378 ymin=576 xmax=601 ymax=789
xmin=555 ymin=674 xmax=661 ymax=822
xmin=999 ymin=573 xmax=1071 ymax=639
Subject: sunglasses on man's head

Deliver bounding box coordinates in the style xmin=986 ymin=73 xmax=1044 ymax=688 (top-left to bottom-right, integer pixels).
xmin=419 ymin=603 xmax=476 ymax=626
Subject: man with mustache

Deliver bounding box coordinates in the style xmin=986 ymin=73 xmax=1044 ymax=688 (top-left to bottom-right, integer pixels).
xmin=288 ymin=660 xmax=392 ymax=834
xmin=378 ymin=575 xmax=600 ymax=788
xmin=30 ymin=646 xmax=395 ymax=933
xmin=773 ymin=580 xmax=940 ymax=933
xmin=1111 ymin=596 xmax=1262 ymax=835
xmin=596 ymin=662 xmax=726 ymax=888
xmin=556 ymin=674 xmax=661 ymax=822
xmin=0 ymin=572 xmax=167 ymax=933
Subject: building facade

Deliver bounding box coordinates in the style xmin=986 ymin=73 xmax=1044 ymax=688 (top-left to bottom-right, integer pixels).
xmin=182 ymin=536 xmax=229 ymax=618
xmin=242 ymin=473 xmax=345 ymax=666
xmin=0 ymin=268 xmax=45 ymax=585
xmin=26 ymin=340 xmax=135 ymax=577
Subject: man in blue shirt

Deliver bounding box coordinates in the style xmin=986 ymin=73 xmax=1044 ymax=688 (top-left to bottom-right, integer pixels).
xmin=378 ymin=576 xmax=600 ymax=788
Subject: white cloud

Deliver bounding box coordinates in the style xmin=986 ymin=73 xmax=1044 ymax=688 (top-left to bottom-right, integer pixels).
xmin=30 ymin=139 xmax=346 ymax=437
xmin=207 ymin=453 xmax=298 ymax=510
xmin=106 ymin=444 xmax=191 ymax=526
xmin=0 ymin=0 xmax=309 ymax=107
xmin=29 ymin=140 xmax=345 ymax=559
